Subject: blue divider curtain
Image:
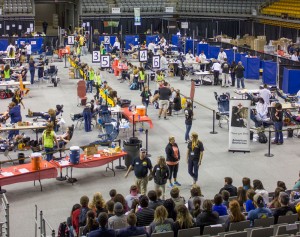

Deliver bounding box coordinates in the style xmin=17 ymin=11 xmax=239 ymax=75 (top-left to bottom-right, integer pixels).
xmin=0 ymin=39 xmax=8 ymax=51
xmin=208 ymin=46 xmax=220 ymax=59
xmin=16 ymin=37 xmax=44 ymax=53
xmin=262 ymin=61 xmax=277 ymax=85
xmin=197 ymin=43 xmax=208 ymax=56
xmin=241 ymin=56 xmax=260 ymax=80
xmin=146 ymin=35 xmax=159 ymax=46
xmin=235 ymin=53 xmax=246 ymax=63
xmin=124 ymin=35 xmax=139 ymax=50
xmin=224 ymin=49 xmax=233 ymax=64
xmin=185 ymin=39 xmax=195 ymax=54
xmin=282 ymin=68 xmax=300 ymax=94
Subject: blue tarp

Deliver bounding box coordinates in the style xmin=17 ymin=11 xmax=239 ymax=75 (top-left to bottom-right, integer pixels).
xmin=0 ymin=39 xmax=8 ymax=51
xmin=124 ymin=35 xmax=139 ymax=50
xmin=16 ymin=38 xmax=44 ymax=53
xmin=241 ymin=56 xmax=260 ymax=80
xmin=146 ymin=35 xmax=159 ymax=46
xmin=262 ymin=61 xmax=277 ymax=85
xmin=282 ymin=68 xmax=300 ymax=94
xmin=171 ymin=35 xmax=179 ymax=46
xmin=197 ymin=43 xmax=209 ymax=56
xmin=185 ymin=39 xmax=195 ymax=54
xmin=235 ymin=53 xmax=246 ymax=62
xmin=208 ymin=46 xmax=220 ymax=59
xmin=224 ymin=49 xmax=234 ymax=64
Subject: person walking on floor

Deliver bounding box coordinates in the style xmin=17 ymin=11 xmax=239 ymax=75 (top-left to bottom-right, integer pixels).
xmin=158 ymin=82 xmax=171 ymax=120
xmin=221 ymin=58 xmax=230 ymax=87
xmin=42 ymin=123 xmax=58 ymax=161
xmin=165 ymin=136 xmax=181 ymax=188
xmin=230 ymin=61 xmax=236 ymax=87
xmin=138 ymin=67 xmax=146 ymax=91
xmin=83 ymin=104 xmax=92 ymax=132
xmin=152 ymin=156 xmax=170 ymax=200
xmin=125 ymin=148 xmax=153 ymax=195
xmin=272 ymin=103 xmax=283 ymax=145
xmin=140 ymin=86 xmax=152 ymax=115
xmin=29 ymin=57 xmax=36 ymax=84
xmin=86 ymin=67 xmax=95 ymax=93
xmin=235 ymin=61 xmax=245 ymax=89
xmin=187 ymin=132 xmax=204 ymax=185
xmin=211 ymin=59 xmax=221 ymax=86
xmin=184 ymin=102 xmax=193 ymax=143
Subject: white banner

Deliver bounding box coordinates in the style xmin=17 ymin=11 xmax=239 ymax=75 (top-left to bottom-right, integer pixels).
xmin=181 ymin=22 xmax=188 ymax=29
xmin=112 ymin=7 xmax=121 ymax=14
xmin=228 ymin=99 xmax=251 ymax=152
xmin=134 ymin=8 xmax=141 ymax=26
xmin=165 ymin=7 xmax=174 ymax=13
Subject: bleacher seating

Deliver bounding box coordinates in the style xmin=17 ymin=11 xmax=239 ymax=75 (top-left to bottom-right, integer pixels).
xmin=261 ymin=0 xmax=300 ymax=19
xmin=116 ymin=0 xmax=166 ymax=12
xmin=81 ymin=0 xmax=109 ymax=14
xmin=177 ymin=0 xmax=265 ymax=14
xmin=3 ymin=0 xmax=33 ymax=14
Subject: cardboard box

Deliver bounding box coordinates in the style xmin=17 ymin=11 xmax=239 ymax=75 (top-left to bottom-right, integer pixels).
xmin=257 ymin=35 xmax=266 ymax=40
xmin=84 ymin=146 xmax=98 ymax=156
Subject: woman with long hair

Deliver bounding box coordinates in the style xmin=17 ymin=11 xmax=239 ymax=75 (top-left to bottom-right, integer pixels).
xmin=184 ymin=102 xmax=193 ymax=142
xmin=153 ymin=156 xmax=170 ymax=199
xmin=187 ymin=132 xmax=204 ymax=185
xmin=174 ymin=204 xmax=195 ymax=237
xmin=196 ymin=200 xmax=219 ymax=235
xmin=89 ymin=192 xmax=106 ymax=212
xmin=82 ymin=210 xmax=99 ymax=235
xmin=225 ymin=200 xmax=245 ymax=231
xmin=113 ymin=193 xmax=128 ymax=212
xmin=163 ymin=198 xmax=177 ymax=221
xmin=188 ymin=184 xmax=205 ymax=212
xmin=253 ymin=179 xmax=269 ymax=204
xmin=149 ymin=205 xmax=174 ymax=235
xmin=237 ymin=187 xmax=247 ymax=211
xmin=242 ymin=177 xmax=252 ymax=190
xmin=191 ymin=197 xmax=202 ymax=218
xmin=268 ymin=187 xmax=284 ymax=208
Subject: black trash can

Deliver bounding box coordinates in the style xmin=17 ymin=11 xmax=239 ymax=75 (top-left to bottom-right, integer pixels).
xmin=18 ymin=153 xmax=25 ymax=164
xmin=123 ymin=137 xmax=142 ymax=168
xmin=288 ymin=128 xmax=294 ymax=138
xmin=250 ymin=130 xmax=254 ymax=141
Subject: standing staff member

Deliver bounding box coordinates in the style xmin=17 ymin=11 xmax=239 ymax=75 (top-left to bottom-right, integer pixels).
xmin=187 ymin=132 xmax=204 ymax=185
xmin=8 ymin=102 xmax=22 ymax=140
xmin=125 ymin=148 xmax=153 ymax=195
xmin=184 ymin=102 xmax=193 ymax=143
xmin=165 ymin=136 xmax=181 ymax=188
xmin=272 ymin=103 xmax=283 ymax=145
xmin=42 ymin=123 xmax=58 ymax=161
xmin=94 ymin=71 xmax=102 ymax=100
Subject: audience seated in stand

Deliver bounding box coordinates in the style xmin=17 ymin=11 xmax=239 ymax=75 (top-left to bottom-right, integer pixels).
xmin=221 ymin=190 xmax=230 ymax=208
xmin=82 ymin=210 xmax=99 ymax=236
xmin=242 ymin=177 xmax=252 ymax=191
xmin=188 ymin=185 xmax=205 ymax=212
xmin=213 ymin=194 xmax=228 ymax=216
xmin=268 ymin=187 xmax=285 ymax=208
xmin=108 ymin=202 xmax=128 ymax=230
xmin=174 ymin=204 xmax=195 ymax=237
xmin=170 ymin=186 xmax=186 ymax=208
xmin=273 ymin=192 xmax=296 ymax=224
xmin=136 ymin=196 xmax=155 ymax=227
xmin=244 ymin=189 xmax=256 ymax=212
xmin=163 ymin=198 xmax=177 ymax=221
xmin=125 ymin=185 xmax=141 ymax=211
xmin=219 ymin=177 xmax=238 ymax=197
xmin=149 ymin=205 xmax=174 ymax=235
xmin=196 ymin=199 xmax=219 ymax=235
xmin=253 ymin=179 xmax=269 ymax=205
xmin=117 ymin=213 xmax=149 ymax=237
xmin=224 ymin=200 xmax=246 ymax=231
xmin=247 ymin=194 xmax=272 ymax=226
xmin=89 ymin=212 xmax=116 ymax=237
xmin=237 ymin=187 xmax=247 ymax=211
xmin=148 ymin=190 xmax=163 ymax=210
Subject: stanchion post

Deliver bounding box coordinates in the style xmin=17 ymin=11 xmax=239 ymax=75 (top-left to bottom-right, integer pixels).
xmin=132 ymin=115 xmax=135 ymax=137
xmin=210 ymin=110 xmax=218 ymax=134
xmin=64 ymin=53 xmax=68 ymax=68
xmin=265 ymin=128 xmax=274 ymax=157
xmin=145 ymin=129 xmax=148 ymax=154
xmin=115 ymin=139 xmax=126 ymax=170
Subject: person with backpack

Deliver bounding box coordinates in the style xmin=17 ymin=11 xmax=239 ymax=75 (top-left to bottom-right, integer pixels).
xmin=42 ymin=123 xmax=58 ymax=161
xmin=140 ymin=86 xmax=152 ymax=115
xmin=187 ymin=132 xmax=204 ymax=185
xmin=221 ymin=58 xmax=230 ymax=87
xmin=72 ymin=195 xmax=90 ymax=235
xmin=184 ymin=102 xmax=193 ymax=143
xmin=152 ymin=156 xmax=170 ymax=199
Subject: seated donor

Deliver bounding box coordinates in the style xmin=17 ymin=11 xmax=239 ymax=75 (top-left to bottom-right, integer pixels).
xmin=56 ymin=126 xmax=73 ymax=148
xmin=117 ymin=213 xmax=149 ymax=237
xmin=28 ymin=105 xmax=63 ymax=119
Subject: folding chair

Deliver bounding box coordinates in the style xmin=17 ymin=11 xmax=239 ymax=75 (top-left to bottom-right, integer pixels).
xmin=253 ymin=217 xmax=274 ymax=227
xmin=277 ymin=214 xmax=299 ymax=224
xmin=274 ymin=223 xmax=299 ymax=236
xmin=250 ymin=226 xmax=274 ymax=237
xmin=178 ymin=227 xmax=200 ymax=237
xmin=224 ymin=231 xmax=247 ymax=237
xmin=151 ymin=232 xmax=174 ymax=237
xmin=229 ymin=220 xmax=251 ymax=231
xmin=203 ymin=225 xmax=225 ymax=236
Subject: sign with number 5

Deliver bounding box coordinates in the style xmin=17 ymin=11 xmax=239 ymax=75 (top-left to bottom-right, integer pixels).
xmin=139 ymin=50 xmax=148 ymax=62
xmin=101 ymin=55 xmax=110 ymax=68
xmin=152 ymin=55 xmax=160 ymax=69
xmin=92 ymin=51 xmax=100 ymax=63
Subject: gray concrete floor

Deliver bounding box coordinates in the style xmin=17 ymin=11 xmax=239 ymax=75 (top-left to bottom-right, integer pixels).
xmin=0 ymin=53 xmax=298 ymax=236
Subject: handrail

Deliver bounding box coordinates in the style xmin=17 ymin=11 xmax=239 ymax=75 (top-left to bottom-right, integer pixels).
xmin=1 ymin=193 xmax=9 ymax=237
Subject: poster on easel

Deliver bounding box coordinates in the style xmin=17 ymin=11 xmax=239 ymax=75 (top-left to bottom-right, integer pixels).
xmin=228 ymin=99 xmax=251 ymax=152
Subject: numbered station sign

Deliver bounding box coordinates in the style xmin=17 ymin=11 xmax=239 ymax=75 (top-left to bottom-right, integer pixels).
xmin=139 ymin=50 xmax=148 ymax=62
xmin=92 ymin=51 xmax=101 ymax=63
xmin=152 ymin=55 xmax=160 ymax=69
xmin=67 ymin=35 xmax=75 ymax=45
xmin=101 ymin=55 xmax=111 ymax=68
xmin=104 ymin=36 xmax=110 ymax=45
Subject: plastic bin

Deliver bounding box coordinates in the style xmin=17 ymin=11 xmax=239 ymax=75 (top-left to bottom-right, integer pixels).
xmin=123 ymin=137 xmax=142 ymax=168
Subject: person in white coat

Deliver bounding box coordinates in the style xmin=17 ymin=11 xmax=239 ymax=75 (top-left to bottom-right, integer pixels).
xmin=217 ymin=48 xmax=227 ymax=64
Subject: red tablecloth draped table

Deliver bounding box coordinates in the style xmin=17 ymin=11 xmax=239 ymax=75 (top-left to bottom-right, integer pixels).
xmin=0 ymin=160 xmax=58 ymax=192
xmin=122 ymin=107 xmax=153 ymax=128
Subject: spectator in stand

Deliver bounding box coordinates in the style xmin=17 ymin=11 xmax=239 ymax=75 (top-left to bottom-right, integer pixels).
xmin=163 ymin=199 xmax=177 ymax=221
xmin=165 ymin=136 xmax=181 ymax=188
xmin=125 ymin=148 xmax=153 ymax=195
xmin=253 ymin=179 xmax=269 ymax=205
xmin=114 ymin=194 xmax=128 ymax=213
xmin=174 ymin=205 xmax=195 ymax=237
xmin=221 ymin=190 xmax=230 ymax=208
xmin=72 ymin=196 xmax=90 ymax=235
xmin=158 ymin=81 xmax=172 ymax=120
xmin=269 ymin=187 xmax=284 ymax=208
xmin=213 ymin=194 xmax=228 ymax=216
xmin=68 ymin=204 xmax=80 ymax=235
xmin=95 ymin=200 xmax=108 ymax=217
xmin=156 ymin=189 xmax=164 ymax=203
xmin=89 ymin=212 xmax=116 ymax=237
xmin=126 ymin=199 xmax=140 ymax=215
xmin=277 ymin=181 xmax=287 ymax=191
xmin=170 ymin=186 xmax=186 ymax=208
xmin=237 ymin=187 xmax=247 ymax=211
xmin=108 ymin=202 xmax=128 ymax=230
xmin=242 ymin=177 xmax=252 ymax=191
xmin=109 ymin=189 xmax=117 ymax=200
xmin=244 ymin=189 xmax=256 ymax=212
xmin=106 ymin=200 xmax=115 ymax=219
xmin=117 ymin=213 xmax=149 ymax=237
xmin=188 ymin=185 xmax=205 ymax=212
xmin=149 ymin=206 xmax=174 ymax=234
xmin=247 ymin=194 xmax=272 ymax=226
xmin=293 ymin=171 xmax=300 ymax=190
xmin=219 ymin=177 xmax=238 ymax=197
xmin=224 ymin=200 xmax=246 ymax=231
xmin=196 ymin=200 xmax=219 ymax=235
xmin=152 ymin=156 xmax=170 ymax=200
xmin=273 ymin=192 xmax=296 ymax=224
xmin=125 ymin=185 xmax=141 ymax=211
xmin=148 ymin=190 xmax=163 ymax=210
xmin=190 ymin=197 xmax=202 ymax=218
xmin=89 ymin=192 xmax=106 ymax=213
xmin=82 ymin=211 xmax=99 ymax=236
xmin=136 ymin=196 xmax=155 ymax=227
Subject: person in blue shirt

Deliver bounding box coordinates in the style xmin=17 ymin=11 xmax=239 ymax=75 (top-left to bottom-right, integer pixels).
xmin=247 ymin=194 xmax=272 ymax=226
xmin=212 ymin=194 xmax=228 ymax=216
xmin=89 ymin=212 xmax=116 ymax=237
xmin=117 ymin=213 xmax=149 ymax=237
xmin=8 ymin=102 xmax=22 ymax=140
xmin=244 ymin=189 xmax=256 ymax=212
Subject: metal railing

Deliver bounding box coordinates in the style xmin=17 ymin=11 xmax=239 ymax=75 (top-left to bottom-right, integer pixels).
xmin=0 ymin=194 xmax=9 ymax=237
xmin=34 ymin=205 xmax=55 ymax=237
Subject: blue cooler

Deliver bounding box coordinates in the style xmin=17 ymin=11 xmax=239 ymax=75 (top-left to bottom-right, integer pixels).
xmin=70 ymin=146 xmax=80 ymax=164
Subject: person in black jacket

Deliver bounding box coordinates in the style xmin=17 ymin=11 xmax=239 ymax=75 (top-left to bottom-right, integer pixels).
xmin=187 ymin=132 xmax=204 ymax=185
xmin=196 ymin=200 xmax=219 ymax=235
xmin=219 ymin=177 xmax=238 ymax=197
xmin=272 ymin=103 xmax=283 ymax=145
xmin=234 ymin=61 xmax=245 ymax=89
xmin=230 ymin=61 xmax=236 ymax=87
xmin=165 ymin=136 xmax=181 ymax=188
xmin=152 ymin=156 xmax=170 ymax=200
